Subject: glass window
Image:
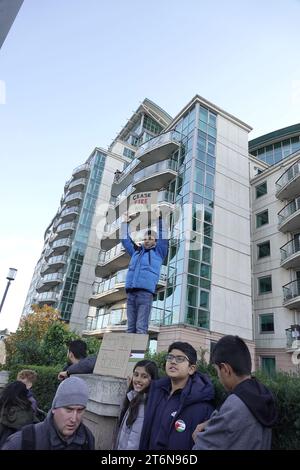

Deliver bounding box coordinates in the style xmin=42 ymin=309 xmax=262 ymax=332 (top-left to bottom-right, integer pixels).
xmin=259 ymin=314 xmax=274 ymax=333
xmin=261 ymin=357 xmax=276 ymax=376
xmin=200 ymin=290 xmax=209 ymax=309
xmin=257 ymin=240 xmax=270 ymax=258
xmin=199 ymin=106 xmax=208 ymax=123
xmin=258 ymin=276 xmax=272 ymax=294
xmin=256 ymin=210 xmax=269 ymax=228
xmin=255 ymin=181 xmax=267 ymax=198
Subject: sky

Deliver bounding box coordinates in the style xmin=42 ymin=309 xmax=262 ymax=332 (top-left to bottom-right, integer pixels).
xmin=0 ymin=0 xmax=300 ymax=331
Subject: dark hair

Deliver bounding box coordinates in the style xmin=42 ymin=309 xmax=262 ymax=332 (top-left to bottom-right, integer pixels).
xmin=144 ymin=229 xmax=157 ymax=240
xmin=168 ymin=341 xmax=197 ymax=365
xmin=0 ymin=381 xmax=32 ymax=411
xmin=119 ymin=360 xmax=158 ymax=428
xmin=68 ymin=339 xmax=87 ymax=359
xmin=211 ymin=335 xmax=252 ymax=376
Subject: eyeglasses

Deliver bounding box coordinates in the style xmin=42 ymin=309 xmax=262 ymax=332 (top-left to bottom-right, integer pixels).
xmin=166 ymin=354 xmax=190 ymax=364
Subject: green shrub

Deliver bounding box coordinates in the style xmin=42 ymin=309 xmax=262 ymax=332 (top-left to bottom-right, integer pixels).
xmin=9 ymin=364 xmax=61 ymax=412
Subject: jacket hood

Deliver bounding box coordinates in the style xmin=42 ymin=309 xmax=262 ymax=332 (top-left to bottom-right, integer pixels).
xmin=233 ymin=377 xmax=278 ymax=427
xmin=156 ymin=371 xmax=215 ymax=406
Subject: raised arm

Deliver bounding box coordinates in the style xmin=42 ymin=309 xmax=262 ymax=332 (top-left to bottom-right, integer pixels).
xmin=155 ymin=213 xmax=169 ymax=260
xmin=120 ymin=212 xmax=135 ymax=256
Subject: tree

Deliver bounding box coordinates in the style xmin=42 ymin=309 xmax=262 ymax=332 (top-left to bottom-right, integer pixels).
xmin=5 ymin=305 xmax=77 ymax=367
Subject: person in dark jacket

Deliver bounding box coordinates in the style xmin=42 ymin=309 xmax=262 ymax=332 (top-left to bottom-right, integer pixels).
xmin=0 ymin=381 xmax=38 ymax=447
xmin=17 ymin=369 xmax=47 ymax=421
xmin=139 ymin=342 xmax=214 ymax=450
xmin=121 ymin=208 xmax=168 ymax=334
xmin=115 ymin=360 xmax=158 ymax=450
xmin=192 ymin=335 xmax=278 ymax=450
xmin=1 ymin=376 xmax=95 ymax=450
xmin=58 ymin=339 xmax=97 ymax=381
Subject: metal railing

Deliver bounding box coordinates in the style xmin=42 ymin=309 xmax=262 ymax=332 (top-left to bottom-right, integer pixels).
xmin=98 ymin=242 xmax=125 ymax=265
xmin=133 ymin=159 xmax=177 ymax=185
xmin=278 ymin=197 xmax=300 ymax=226
xmin=85 ymin=306 xmax=166 ymax=331
xmin=280 ymin=236 xmax=300 ymax=262
xmin=276 ymin=159 xmax=300 ymax=192
xmin=37 ymin=292 xmax=58 ymax=302
xmin=283 ymin=279 xmax=300 ymax=303
xmin=286 ymin=325 xmax=300 ymax=348
xmin=135 ymin=130 xmax=181 ymax=160
xmin=65 ymin=191 xmax=83 ymax=204
xmin=60 ymin=207 xmax=79 ymax=218
xmin=72 ymin=163 xmax=89 ymax=177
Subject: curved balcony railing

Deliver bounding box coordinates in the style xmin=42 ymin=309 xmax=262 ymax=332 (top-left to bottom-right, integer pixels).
xmin=286 ymin=325 xmax=300 ymax=349
xmin=39 ymin=272 xmax=63 ymax=287
xmin=113 ymin=159 xmax=139 ymax=184
xmin=36 ymin=291 xmax=58 ymax=303
xmin=51 ymin=237 xmax=72 ymax=249
xmin=72 ymin=163 xmax=89 ymax=178
xmin=68 ymin=177 xmax=86 ymax=191
xmin=56 ymin=222 xmax=76 ymax=233
xmin=114 ymin=184 xmax=135 ymax=207
xmin=64 ymin=191 xmax=83 ymax=205
xmin=278 ymin=197 xmax=300 ymax=231
xmin=276 ymin=159 xmax=300 ymax=200
xmin=98 ymin=242 xmax=125 ymax=265
xmin=283 ymin=280 xmax=300 ymax=304
xmin=93 ymin=265 xmax=167 ymax=296
xmin=135 ymin=130 xmax=181 ymax=160
xmin=85 ymin=306 xmax=166 ymax=331
xmin=60 ymin=206 xmax=79 ymax=219
xmin=280 ymin=237 xmax=300 ymax=264
xmin=133 ymin=159 xmax=177 ymax=185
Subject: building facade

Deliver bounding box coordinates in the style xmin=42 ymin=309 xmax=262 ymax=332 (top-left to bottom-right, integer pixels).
xmin=23 ymin=147 xmax=126 ymax=331
xmin=24 ymin=96 xmax=300 ymax=372
xmin=84 ymin=95 xmax=255 ymax=362
xmin=249 ymin=124 xmax=300 ymax=374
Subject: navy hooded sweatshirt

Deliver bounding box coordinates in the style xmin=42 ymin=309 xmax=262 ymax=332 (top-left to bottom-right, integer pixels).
xmin=139 ymin=372 xmax=214 ymax=450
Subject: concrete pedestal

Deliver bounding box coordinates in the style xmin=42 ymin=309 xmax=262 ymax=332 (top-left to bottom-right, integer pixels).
xmin=78 ymin=374 xmax=127 ymax=450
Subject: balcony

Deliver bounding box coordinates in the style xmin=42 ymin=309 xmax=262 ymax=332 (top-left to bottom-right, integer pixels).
xmin=276 ymin=160 xmax=300 ymax=200
xmin=72 ymin=163 xmax=89 ymax=179
xmin=90 ymin=266 xmax=167 ymax=307
xmin=280 ymin=237 xmax=300 ymax=269
xmin=132 ymin=160 xmax=177 ymax=192
xmin=95 ymin=242 xmax=129 ymax=277
xmin=278 ymin=197 xmax=300 ymax=232
xmin=41 ymin=255 xmax=68 ymax=274
xmin=36 ymin=273 xmax=63 ymax=293
xmin=51 ymin=237 xmax=72 ymax=254
xmin=283 ymin=280 xmax=300 ymax=309
xmin=112 ymin=160 xmax=139 ymax=195
xmin=135 ymin=130 xmax=181 ymax=165
xmin=285 ymin=325 xmax=300 ymax=351
xmin=67 ymin=177 xmax=86 ymax=194
xmin=60 ymin=206 xmax=79 ymax=222
xmin=83 ymin=306 xmax=165 ymax=336
xmin=64 ymin=191 xmax=83 ymax=207
xmin=36 ymin=291 xmax=58 ymax=304
xmin=55 ymin=222 xmax=76 ymax=238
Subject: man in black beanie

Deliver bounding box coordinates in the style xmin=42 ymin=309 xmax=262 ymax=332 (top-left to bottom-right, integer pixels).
xmin=1 ymin=377 xmax=95 ymax=450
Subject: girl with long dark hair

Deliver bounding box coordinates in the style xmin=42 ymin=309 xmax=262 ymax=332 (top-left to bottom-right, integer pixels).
xmin=115 ymin=360 xmax=158 ymax=450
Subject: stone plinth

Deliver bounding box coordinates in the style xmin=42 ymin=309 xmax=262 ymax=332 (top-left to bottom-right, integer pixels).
xmin=78 ymin=374 xmax=127 ymax=450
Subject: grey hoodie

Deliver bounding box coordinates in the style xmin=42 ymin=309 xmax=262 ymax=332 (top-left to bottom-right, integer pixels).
xmin=115 ymin=390 xmax=145 ymax=450
xmin=193 ymin=378 xmax=277 ymax=450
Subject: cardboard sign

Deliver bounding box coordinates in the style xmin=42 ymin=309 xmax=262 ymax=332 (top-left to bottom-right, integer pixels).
xmin=128 ymin=191 xmax=157 ymax=216
xmin=93 ymin=332 xmax=149 ymax=378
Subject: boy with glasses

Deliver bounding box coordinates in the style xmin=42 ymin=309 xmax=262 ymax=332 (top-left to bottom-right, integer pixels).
xmin=139 ymin=341 xmax=214 ymax=450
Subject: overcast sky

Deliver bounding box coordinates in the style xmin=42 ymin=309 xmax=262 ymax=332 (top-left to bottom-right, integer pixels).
xmin=1 ymin=0 xmax=300 ymax=331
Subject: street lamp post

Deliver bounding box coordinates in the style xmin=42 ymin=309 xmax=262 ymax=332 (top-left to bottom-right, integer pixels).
xmin=0 ymin=268 xmax=17 ymax=313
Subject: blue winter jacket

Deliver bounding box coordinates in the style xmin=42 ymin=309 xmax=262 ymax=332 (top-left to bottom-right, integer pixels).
xmin=139 ymin=372 xmax=215 ymax=450
xmin=121 ymin=217 xmax=168 ymax=294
